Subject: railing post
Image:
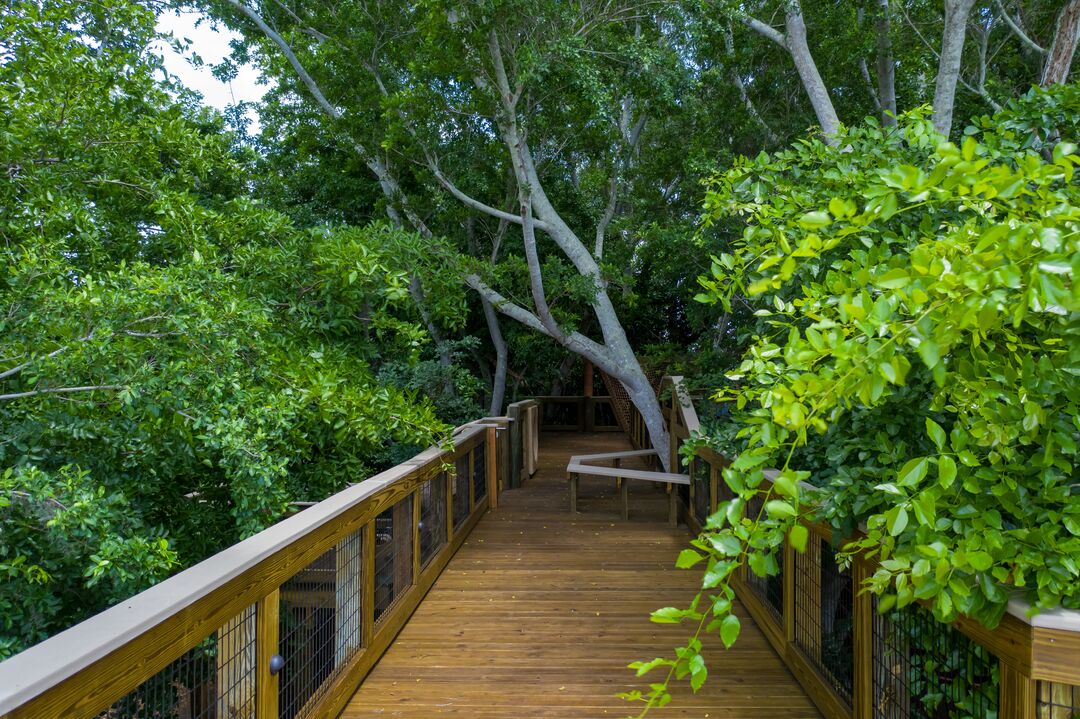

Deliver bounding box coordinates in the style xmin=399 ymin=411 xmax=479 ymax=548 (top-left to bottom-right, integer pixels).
xmin=362 ymin=521 xmax=375 ymax=645
xmin=783 ymin=537 xmax=796 ymax=645
xmin=412 ymin=489 xmax=422 ymax=583
xmin=486 ymin=425 xmax=498 ymax=509
xmin=852 ymin=559 xmax=873 ymax=719
xmin=999 ymin=661 xmax=1036 ymax=719
xmin=256 ymin=589 xmax=279 ymax=719
xmin=507 ymin=404 xmax=523 ymax=489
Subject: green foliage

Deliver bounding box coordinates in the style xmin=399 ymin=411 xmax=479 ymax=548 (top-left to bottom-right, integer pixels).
xmin=0 ymin=0 xmax=457 ymax=654
xmin=697 ymin=94 xmax=1080 ymax=623
xmin=628 ymin=90 xmax=1079 ymax=715
xmin=0 ymin=466 xmax=178 ymax=659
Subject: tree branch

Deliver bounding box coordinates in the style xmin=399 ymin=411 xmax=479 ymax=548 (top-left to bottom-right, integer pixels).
xmin=742 ymin=15 xmax=787 ymax=48
xmin=0 ymin=385 xmax=123 ymax=401
xmin=995 ymin=0 xmax=1046 ymax=54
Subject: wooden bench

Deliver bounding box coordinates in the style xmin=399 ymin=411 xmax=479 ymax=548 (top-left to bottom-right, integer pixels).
xmin=566 ymin=451 xmax=689 ymax=527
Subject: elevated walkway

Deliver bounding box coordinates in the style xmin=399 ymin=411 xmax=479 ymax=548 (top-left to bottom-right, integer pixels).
xmin=344 ymin=432 xmax=819 ymax=718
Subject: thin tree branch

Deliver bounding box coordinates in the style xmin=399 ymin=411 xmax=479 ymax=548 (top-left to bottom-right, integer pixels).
xmin=995 ymin=0 xmax=1046 ymax=54
xmin=0 ymin=385 xmax=123 ymax=401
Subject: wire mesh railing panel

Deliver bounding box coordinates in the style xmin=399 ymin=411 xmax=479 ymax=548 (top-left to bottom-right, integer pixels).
xmin=420 ymin=472 xmax=448 ymax=567
xmin=541 ymin=399 xmax=579 ymax=428
xmin=97 ymin=605 xmax=256 ymax=719
xmin=744 ymin=491 xmax=784 ymax=622
xmin=871 ymin=597 xmax=999 ymax=719
xmin=793 ymin=536 xmax=854 ymax=706
xmin=1037 ymin=681 xmax=1080 ymax=719
xmin=374 ymin=497 xmax=413 ymax=625
xmin=675 ymin=438 xmax=689 ymax=508
xmin=692 ymin=457 xmax=711 ymax=525
xmin=592 ymin=398 xmax=619 ymax=429
xmin=278 ymin=528 xmax=362 ymax=719
xmin=453 ymin=453 xmax=470 ymax=529
xmin=472 ymin=441 xmax=487 ymax=504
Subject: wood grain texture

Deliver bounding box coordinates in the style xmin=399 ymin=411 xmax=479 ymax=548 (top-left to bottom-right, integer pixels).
xmin=343 ymin=432 xmax=820 ymax=718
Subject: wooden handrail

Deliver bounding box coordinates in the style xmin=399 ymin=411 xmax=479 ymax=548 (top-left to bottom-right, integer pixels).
xmin=0 ymin=421 xmax=507 ymax=719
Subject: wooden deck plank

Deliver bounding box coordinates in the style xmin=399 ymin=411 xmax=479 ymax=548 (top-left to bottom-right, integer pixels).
xmin=342 ymin=432 xmax=819 ymax=719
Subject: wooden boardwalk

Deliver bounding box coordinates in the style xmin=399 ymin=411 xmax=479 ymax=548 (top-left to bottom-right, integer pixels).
xmin=343 ymin=432 xmax=820 ymax=718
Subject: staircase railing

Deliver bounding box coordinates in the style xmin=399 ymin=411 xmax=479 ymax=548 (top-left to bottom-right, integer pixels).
xmin=0 ymin=413 xmax=538 ymax=719
xmin=655 ymin=375 xmax=1080 ymax=719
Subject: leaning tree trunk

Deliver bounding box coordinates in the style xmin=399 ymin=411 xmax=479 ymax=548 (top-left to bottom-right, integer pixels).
xmin=933 ymin=0 xmax=978 ymax=136
xmin=785 ymin=5 xmax=842 ymax=139
xmin=1041 ymin=0 xmax=1080 ymax=86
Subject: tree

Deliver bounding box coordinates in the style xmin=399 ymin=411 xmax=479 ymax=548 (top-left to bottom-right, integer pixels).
xmin=0 ymin=0 xmax=456 ymax=654
xmin=628 ymin=88 xmax=1080 ymax=714
xmin=192 ymin=0 xmax=731 ymax=462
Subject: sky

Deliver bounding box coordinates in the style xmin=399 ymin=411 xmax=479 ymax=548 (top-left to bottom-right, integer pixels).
xmin=154 ymin=8 xmax=268 ymax=131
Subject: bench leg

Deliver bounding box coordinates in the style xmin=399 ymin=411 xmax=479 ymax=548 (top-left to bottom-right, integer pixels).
xmin=668 ymin=484 xmax=678 ymax=527
xmin=620 ymin=478 xmax=629 ymax=521
xmin=569 ymin=473 xmax=578 ymax=513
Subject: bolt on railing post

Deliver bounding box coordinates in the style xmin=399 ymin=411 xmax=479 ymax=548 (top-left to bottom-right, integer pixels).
xmin=256 ymin=589 xmax=280 ymax=719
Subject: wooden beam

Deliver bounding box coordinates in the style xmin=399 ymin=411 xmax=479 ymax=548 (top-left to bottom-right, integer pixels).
xmin=255 ymin=590 xmax=279 ymax=719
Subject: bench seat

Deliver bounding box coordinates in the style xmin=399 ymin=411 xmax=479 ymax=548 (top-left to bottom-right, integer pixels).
xmin=566 ymin=458 xmax=689 ymax=527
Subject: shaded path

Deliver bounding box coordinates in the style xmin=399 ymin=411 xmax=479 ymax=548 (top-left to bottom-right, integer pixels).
xmin=343 ymin=432 xmax=820 ymax=718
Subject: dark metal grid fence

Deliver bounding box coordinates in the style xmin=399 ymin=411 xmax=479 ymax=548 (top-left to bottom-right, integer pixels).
xmin=592 ymin=399 xmax=618 ymax=428
xmin=542 ymin=400 xmax=578 ymax=427
xmin=692 ymin=457 xmax=711 ymax=525
xmin=419 ymin=472 xmax=448 ymax=567
xmin=871 ymin=598 xmax=999 ymax=719
xmin=373 ymin=497 xmax=413 ymax=624
xmin=98 ymin=604 xmax=256 ymax=719
xmin=279 ymin=529 xmax=362 ymax=719
xmin=675 ymin=438 xmax=689 ymax=508
xmin=793 ymin=536 xmax=854 ymax=706
xmin=1037 ymin=681 xmax=1080 ymax=719
xmin=453 ymin=453 xmax=470 ymax=529
xmin=472 ymin=441 xmax=488 ymax=503
xmin=744 ymin=491 xmax=784 ymax=622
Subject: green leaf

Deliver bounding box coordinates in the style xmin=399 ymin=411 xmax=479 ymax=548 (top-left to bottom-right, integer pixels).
xmin=876 ymin=268 xmax=911 ymax=289
xmin=789 ymin=524 xmax=809 ymax=553
xmin=764 ymin=499 xmax=796 ymax=520
xmin=938 ymin=456 xmax=957 ymax=488
xmin=917 ymin=339 xmax=941 ymax=369
xmin=650 ymin=607 xmax=686 ymax=624
xmin=886 ymin=506 xmax=909 ymax=536
xmin=897 ymin=457 xmax=928 ymax=488
xmin=925 ymin=419 xmax=946 ymax=451
xmin=719 ymin=614 xmax=741 ymax=648
xmin=798 ymin=211 xmax=831 ymax=229
xmin=676 ymin=549 xmax=705 ymax=569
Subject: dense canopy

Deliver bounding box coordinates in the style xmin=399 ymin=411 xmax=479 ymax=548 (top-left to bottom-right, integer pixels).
xmin=0 ymin=3 xmax=1077 ymax=715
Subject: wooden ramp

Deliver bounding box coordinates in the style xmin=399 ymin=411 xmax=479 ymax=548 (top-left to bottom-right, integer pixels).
xmin=343 ymin=432 xmax=820 ymax=718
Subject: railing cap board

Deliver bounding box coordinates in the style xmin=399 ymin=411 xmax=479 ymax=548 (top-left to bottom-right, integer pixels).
xmin=1007 ymin=597 xmax=1080 ymax=632
xmin=0 ymin=424 xmax=486 ymax=715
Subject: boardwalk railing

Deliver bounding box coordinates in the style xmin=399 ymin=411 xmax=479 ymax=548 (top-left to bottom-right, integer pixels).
xmin=534 ymin=395 xmax=621 ymax=433
xmin=650 ymin=375 xmax=1080 ymax=719
xmin=0 ymin=415 xmax=539 ymax=719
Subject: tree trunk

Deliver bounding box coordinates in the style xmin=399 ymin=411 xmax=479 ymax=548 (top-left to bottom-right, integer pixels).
xmin=874 ymin=0 xmax=897 ymax=127
xmin=933 ymin=0 xmax=978 ymax=136
xmin=785 ymin=4 xmax=842 ymax=140
xmin=1041 ymin=0 xmax=1080 ymax=86
xmin=481 ymin=296 xmax=508 ymax=415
